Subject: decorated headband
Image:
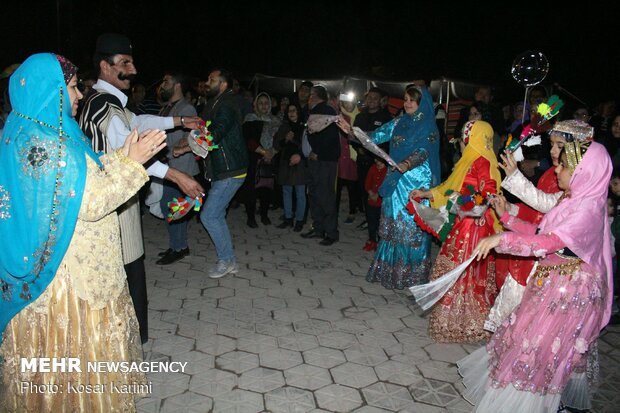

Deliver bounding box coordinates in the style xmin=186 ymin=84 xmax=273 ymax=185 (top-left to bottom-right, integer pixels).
xmin=550 ymin=119 xmax=594 ymax=143
xmin=564 ymin=139 xmax=591 ymax=172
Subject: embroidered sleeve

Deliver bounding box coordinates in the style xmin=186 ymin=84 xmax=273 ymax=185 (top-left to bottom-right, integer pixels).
xmin=473 ymin=157 xmax=498 ymax=195
xmin=501 ymin=169 xmax=563 ymax=213
xmin=499 ymin=211 xmax=538 ymax=234
xmin=79 ymin=150 xmax=149 ymax=221
xmin=404 ymin=148 xmax=428 ymax=170
xmin=370 ymin=118 xmax=397 ymax=145
xmin=496 ymin=231 xmax=565 ymax=258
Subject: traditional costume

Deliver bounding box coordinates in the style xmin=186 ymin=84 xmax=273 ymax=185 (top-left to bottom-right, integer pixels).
xmin=459 ymin=140 xmax=613 ymax=413
xmin=366 ymin=87 xmax=440 ymax=289
xmin=0 ymin=53 xmax=148 ymax=412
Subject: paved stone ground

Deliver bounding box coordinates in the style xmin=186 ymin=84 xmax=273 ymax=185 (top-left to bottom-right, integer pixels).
xmin=136 ymin=204 xmax=620 ymax=413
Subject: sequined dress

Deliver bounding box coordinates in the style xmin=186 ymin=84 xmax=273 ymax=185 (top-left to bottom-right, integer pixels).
xmin=0 ymin=152 xmax=149 ymax=413
xmin=366 ymin=111 xmax=439 ymax=290
xmin=459 ymin=225 xmax=607 ymax=412
xmin=427 ymin=157 xmax=498 ymax=343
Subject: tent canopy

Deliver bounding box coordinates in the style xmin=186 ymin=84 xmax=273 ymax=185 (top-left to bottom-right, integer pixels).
xmin=248 ymin=73 xmax=487 ymax=104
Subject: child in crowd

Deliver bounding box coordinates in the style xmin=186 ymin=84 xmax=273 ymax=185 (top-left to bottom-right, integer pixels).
xmin=363 ymin=157 xmax=387 ymax=251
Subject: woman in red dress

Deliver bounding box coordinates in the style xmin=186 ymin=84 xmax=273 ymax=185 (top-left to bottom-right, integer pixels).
xmin=411 ymin=120 xmax=502 ymax=342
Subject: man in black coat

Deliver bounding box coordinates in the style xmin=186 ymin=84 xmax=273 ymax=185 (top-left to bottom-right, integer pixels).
xmin=301 ymin=86 xmax=340 ymax=245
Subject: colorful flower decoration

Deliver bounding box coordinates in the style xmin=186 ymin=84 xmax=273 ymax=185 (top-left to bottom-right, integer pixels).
xmin=167 ymin=196 xmax=203 ymax=222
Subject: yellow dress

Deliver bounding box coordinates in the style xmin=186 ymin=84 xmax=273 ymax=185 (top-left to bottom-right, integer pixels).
xmin=1 ymin=151 xmax=149 ymax=412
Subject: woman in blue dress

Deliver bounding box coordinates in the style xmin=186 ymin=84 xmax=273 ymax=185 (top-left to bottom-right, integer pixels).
xmin=339 ymin=85 xmax=440 ymax=289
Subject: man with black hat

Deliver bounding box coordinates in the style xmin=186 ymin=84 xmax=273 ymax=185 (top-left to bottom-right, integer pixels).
xmin=79 ymin=33 xmax=204 ymax=344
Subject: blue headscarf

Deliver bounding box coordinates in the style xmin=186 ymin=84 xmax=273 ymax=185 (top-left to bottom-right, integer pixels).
xmin=0 ymin=53 xmax=102 ymax=342
xmin=378 ymin=87 xmax=440 ymax=197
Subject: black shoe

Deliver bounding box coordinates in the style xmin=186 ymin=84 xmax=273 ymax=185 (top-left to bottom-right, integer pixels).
xmin=277 ymin=218 xmax=293 ymax=229
xmin=158 ymin=248 xmax=172 ymax=257
xmin=293 ymin=221 xmax=304 ymax=232
xmin=156 ymin=248 xmax=189 ymax=265
xmin=301 ymin=229 xmax=323 ymax=239
xmin=261 ymin=216 xmax=272 ymax=225
xmin=319 ymin=237 xmax=338 ymax=246
xmin=247 ymin=219 xmax=258 ymax=228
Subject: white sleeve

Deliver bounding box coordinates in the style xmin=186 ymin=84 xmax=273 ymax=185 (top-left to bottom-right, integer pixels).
xmin=130 ymin=114 xmax=175 ymax=132
xmin=106 ymin=115 xmax=170 ymax=179
xmin=501 ymin=169 xmax=563 ymax=213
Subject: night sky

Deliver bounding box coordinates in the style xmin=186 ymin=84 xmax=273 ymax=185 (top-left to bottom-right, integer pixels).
xmin=2 ymin=1 xmax=619 ymax=105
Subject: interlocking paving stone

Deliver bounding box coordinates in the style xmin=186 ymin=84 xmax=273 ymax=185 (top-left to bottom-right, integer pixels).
xmin=259 ymin=348 xmax=304 ymax=370
xmin=302 ymin=346 xmax=347 ymax=369
xmin=189 ymin=369 xmax=238 ymax=398
xmin=317 ymin=331 xmax=357 ymax=350
xmin=238 ymin=367 xmax=285 ymax=393
xmin=278 ymin=332 xmax=320 ymax=352
xmin=215 ymin=350 xmax=259 ymax=374
xmin=212 ymin=389 xmax=264 ymax=413
xmin=409 ymin=378 xmax=461 ymax=407
xmin=374 ymin=359 xmax=424 ymax=386
xmin=283 ymin=364 xmax=333 ymax=390
xmin=236 ymin=333 xmax=279 ymax=354
xmin=330 ymin=362 xmax=378 ymax=388
xmin=161 ymin=392 xmax=213 ymax=413
xmin=315 ymin=384 xmax=363 ymax=412
xmin=362 ymin=382 xmax=415 ymax=411
xmin=293 ymin=318 xmax=333 ymax=336
xmin=343 ymin=344 xmax=388 ymax=366
xmin=264 ymin=386 xmax=316 ymax=413
xmin=195 ymin=335 xmax=237 ymax=356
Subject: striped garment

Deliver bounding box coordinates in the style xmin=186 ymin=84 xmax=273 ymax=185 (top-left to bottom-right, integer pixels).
xmin=78 ymin=91 xmax=144 ymax=264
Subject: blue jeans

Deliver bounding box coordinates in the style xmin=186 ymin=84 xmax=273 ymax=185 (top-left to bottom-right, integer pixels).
xmin=200 ymin=177 xmax=244 ymax=262
xmin=282 ymin=184 xmax=306 ymax=221
xmin=161 ymin=182 xmax=189 ymax=251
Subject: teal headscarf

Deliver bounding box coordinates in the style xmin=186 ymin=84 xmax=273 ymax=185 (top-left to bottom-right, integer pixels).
xmin=0 ymin=53 xmax=102 ymax=342
xmin=378 ymin=87 xmax=441 ymax=197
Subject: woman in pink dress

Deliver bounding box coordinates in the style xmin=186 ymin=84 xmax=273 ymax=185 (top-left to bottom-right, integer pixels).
xmin=459 ymin=140 xmax=613 ymax=412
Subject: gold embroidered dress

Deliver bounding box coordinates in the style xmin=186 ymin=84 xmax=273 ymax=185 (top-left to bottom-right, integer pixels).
xmin=1 ymin=152 xmax=149 ymax=412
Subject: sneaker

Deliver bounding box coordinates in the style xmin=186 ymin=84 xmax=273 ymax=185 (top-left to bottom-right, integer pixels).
xmin=208 ymin=260 xmax=239 ymax=279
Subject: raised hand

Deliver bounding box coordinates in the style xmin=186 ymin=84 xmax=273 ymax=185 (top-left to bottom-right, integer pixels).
xmin=499 ymin=153 xmax=518 ymax=176
xmin=125 ymin=129 xmax=167 ymax=165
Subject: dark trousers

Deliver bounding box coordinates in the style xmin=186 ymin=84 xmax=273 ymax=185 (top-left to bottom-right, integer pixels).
xmin=125 ymin=257 xmax=148 ymax=344
xmin=307 ymin=160 xmax=339 ymax=240
xmin=245 ymin=187 xmax=272 ymax=221
xmin=366 ymin=204 xmax=381 ymax=242
xmin=336 ymin=177 xmax=363 ymax=217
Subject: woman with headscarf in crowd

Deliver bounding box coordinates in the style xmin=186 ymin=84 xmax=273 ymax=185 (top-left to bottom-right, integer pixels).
xmin=0 ymin=53 xmax=166 ymax=411
xmin=410 ymin=120 xmax=501 ymax=342
xmin=273 ymin=104 xmax=306 ymax=231
xmin=241 ymin=92 xmax=281 ymax=227
xmin=460 ymin=140 xmax=612 ymax=413
xmin=338 ymin=84 xmax=440 ymax=289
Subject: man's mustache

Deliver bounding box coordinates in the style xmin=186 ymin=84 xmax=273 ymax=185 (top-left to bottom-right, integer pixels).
xmin=118 ymin=73 xmax=137 ymax=82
